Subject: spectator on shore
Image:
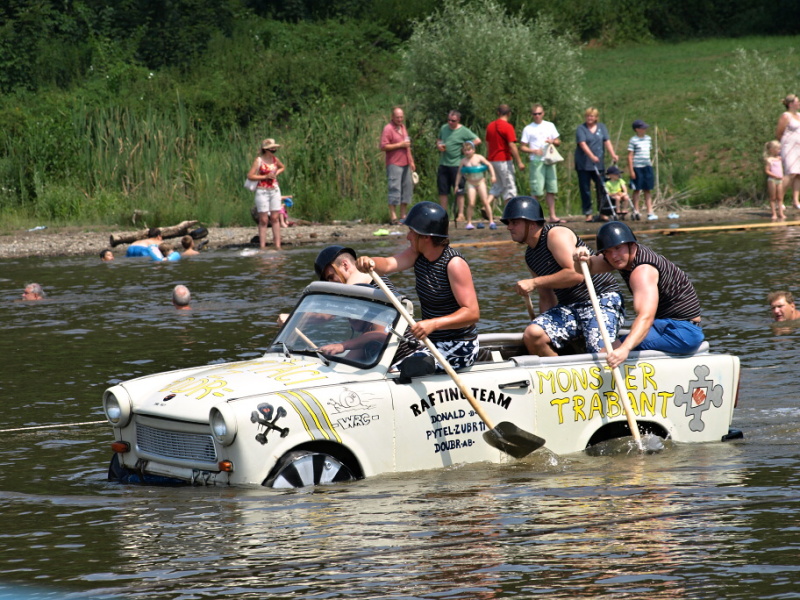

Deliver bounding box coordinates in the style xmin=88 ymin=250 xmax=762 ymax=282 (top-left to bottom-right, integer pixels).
xmin=437 ymin=110 xmax=481 ymax=225
xmin=248 ymin=138 xmax=285 ymax=250
xmin=21 ymin=283 xmax=46 ymax=301
xmin=172 ymin=285 xmax=191 ymax=310
xmin=520 ymin=104 xmax=564 ymax=223
xmin=776 ymin=94 xmax=800 ymax=211
xmin=485 ymin=104 xmax=525 ymax=215
xmin=764 ymin=140 xmax=786 ymax=221
xmin=628 ymin=119 xmax=655 ymax=220
xmin=575 ymin=107 xmax=618 ymax=222
xmin=380 ymin=107 xmax=416 ymax=225
xmin=768 ymin=291 xmax=799 ymax=322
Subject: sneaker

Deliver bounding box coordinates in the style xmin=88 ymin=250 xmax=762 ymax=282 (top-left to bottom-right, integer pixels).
xmin=465 ymin=223 xmax=475 ymax=230
xmin=647 ymin=213 xmax=659 ymax=221
xmin=489 ymin=222 xmax=497 ymax=230
xmin=476 ymin=222 xmax=485 ymax=229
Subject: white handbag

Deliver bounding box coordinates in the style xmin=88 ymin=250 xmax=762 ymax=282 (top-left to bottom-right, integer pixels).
xmin=543 ymin=143 xmax=564 ymax=165
xmin=244 ymin=178 xmax=258 ymax=192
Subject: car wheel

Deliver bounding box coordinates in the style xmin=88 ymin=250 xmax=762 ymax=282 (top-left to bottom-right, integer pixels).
xmin=265 ymin=450 xmax=356 ymax=489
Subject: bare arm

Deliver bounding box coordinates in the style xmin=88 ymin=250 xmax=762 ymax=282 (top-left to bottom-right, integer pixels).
xmin=776 ymin=113 xmax=789 ymax=140
xmin=479 ymin=155 xmax=497 ymax=183
xmin=508 ymin=141 xmax=525 ymax=170
xmin=604 ymin=139 xmax=619 ymax=163
xmin=515 ymin=228 xmax=584 ymax=296
xmin=628 ymin=151 xmax=635 ymax=178
xmin=411 ymin=257 xmax=479 ymax=340
xmin=606 ymin=265 xmax=659 ymax=368
xmin=578 ymin=141 xmax=598 ymax=163
xmin=247 ymin=157 xmax=262 ymax=180
xmin=357 ymin=246 xmax=418 ymax=276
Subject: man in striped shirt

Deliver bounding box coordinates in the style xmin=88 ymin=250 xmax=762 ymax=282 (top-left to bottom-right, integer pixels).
xmin=501 ymin=196 xmax=624 ymax=356
xmin=357 ymin=201 xmax=480 ymax=371
xmin=575 ymin=222 xmax=704 ymax=369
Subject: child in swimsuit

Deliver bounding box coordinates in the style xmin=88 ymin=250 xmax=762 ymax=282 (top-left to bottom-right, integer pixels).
xmin=454 ymin=141 xmax=497 ymax=230
xmin=764 ymin=140 xmax=786 ymax=221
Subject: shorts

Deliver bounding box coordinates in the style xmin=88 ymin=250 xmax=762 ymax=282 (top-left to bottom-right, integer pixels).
xmin=255 ymin=186 xmax=282 ymax=213
xmin=489 ymin=161 xmax=518 ymax=199
xmin=629 ymin=166 xmax=654 ymax=191
xmin=387 ymin=164 xmax=413 ymax=205
xmin=402 ymin=339 xmax=479 ymax=372
xmin=627 ymin=318 xmax=704 ymax=354
xmin=528 ymin=160 xmax=558 ymax=197
xmin=532 ymin=292 xmax=624 ymax=353
xmin=437 ymin=165 xmax=466 ymax=197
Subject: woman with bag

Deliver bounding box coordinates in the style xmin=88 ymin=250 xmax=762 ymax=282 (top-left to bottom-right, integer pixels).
xmin=575 ymin=107 xmax=618 ymax=222
xmin=520 ymin=104 xmax=565 ymax=224
xmin=247 ymin=138 xmax=285 ymax=250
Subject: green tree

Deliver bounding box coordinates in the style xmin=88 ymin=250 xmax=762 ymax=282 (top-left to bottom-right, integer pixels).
xmin=399 ymin=0 xmax=585 ymax=131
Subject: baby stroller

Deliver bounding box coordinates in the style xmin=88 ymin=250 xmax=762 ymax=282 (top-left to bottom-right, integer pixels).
xmin=593 ymin=164 xmax=619 ymax=221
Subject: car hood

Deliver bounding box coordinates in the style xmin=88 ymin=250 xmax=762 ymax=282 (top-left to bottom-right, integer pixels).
xmin=116 ymin=353 xmax=385 ymax=423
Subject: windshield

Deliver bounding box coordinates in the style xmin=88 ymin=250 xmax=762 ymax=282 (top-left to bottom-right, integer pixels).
xmin=274 ymin=293 xmax=400 ymax=368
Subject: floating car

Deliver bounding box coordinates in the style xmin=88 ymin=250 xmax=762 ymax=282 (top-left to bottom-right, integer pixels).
xmin=104 ymin=282 xmax=741 ymax=488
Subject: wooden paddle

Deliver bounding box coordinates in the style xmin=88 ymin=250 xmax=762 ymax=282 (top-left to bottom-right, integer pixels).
xmin=579 ymin=261 xmax=643 ymax=449
xmin=369 ymin=270 xmax=545 ymax=458
xmin=524 ymin=293 xmax=536 ymax=320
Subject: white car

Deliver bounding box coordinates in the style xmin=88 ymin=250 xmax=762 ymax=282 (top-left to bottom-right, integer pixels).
xmin=103 ymin=282 xmax=742 ymax=488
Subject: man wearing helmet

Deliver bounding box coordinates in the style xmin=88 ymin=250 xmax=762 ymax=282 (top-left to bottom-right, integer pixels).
xmin=501 ymin=196 xmax=624 ymax=356
xmin=574 ymin=222 xmax=703 ymax=369
xmin=357 ymin=201 xmax=480 ymax=370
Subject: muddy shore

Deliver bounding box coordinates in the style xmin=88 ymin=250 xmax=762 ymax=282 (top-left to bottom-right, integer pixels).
xmin=0 ymin=205 xmax=789 ymax=259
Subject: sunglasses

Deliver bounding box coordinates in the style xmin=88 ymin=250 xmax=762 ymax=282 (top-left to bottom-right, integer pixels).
xmin=532 ymin=112 xmax=544 ymax=115
xmin=266 ymin=148 xmax=277 ymax=153
xmin=448 ymin=118 xmax=458 ymax=122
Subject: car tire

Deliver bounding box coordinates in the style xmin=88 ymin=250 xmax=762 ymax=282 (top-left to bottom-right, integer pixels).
xmin=265 ymin=450 xmax=356 ymax=489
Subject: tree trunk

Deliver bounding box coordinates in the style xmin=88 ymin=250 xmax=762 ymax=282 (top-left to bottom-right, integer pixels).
xmin=109 ymin=220 xmax=198 ymax=247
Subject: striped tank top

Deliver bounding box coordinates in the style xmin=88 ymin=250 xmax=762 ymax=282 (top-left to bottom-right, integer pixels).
xmin=525 ymin=224 xmax=620 ymax=305
xmin=619 ymin=245 xmax=701 ymax=320
xmin=414 ymin=246 xmax=477 ymax=342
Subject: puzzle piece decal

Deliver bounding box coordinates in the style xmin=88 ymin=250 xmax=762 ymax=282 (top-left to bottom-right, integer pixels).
xmin=673 ymin=365 xmax=724 ymax=432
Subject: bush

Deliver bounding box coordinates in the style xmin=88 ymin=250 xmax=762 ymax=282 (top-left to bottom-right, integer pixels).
xmin=399 ymin=0 xmax=585 ymax=129
xmin=687 ymin=48 xmax=791 ymax=201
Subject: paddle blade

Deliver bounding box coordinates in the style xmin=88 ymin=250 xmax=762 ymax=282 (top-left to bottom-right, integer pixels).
xmin=483 ymin=422 xmax=546 ymax=459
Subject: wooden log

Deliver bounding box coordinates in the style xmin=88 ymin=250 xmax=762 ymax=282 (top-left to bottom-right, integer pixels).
xmin=109 ymin=220 xmax=198 ymax=247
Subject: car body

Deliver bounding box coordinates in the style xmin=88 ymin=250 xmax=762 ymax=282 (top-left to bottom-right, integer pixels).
xmin=104 ymin=282 xmax=741 ymax=488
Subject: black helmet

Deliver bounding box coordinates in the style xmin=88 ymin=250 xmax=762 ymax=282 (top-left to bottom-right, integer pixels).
xmin=314 ymin=245 xmax=356 ymax=280
xmin=596 ymin=222 xmax=637 ymax=252
xmin=500 ymin=196 xmax=545 ymax=225
xmin=405 ymin=201 xmax=449 ymax=237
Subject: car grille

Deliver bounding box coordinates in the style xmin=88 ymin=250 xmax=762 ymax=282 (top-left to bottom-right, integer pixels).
xmin=136 ymin=423 xmax=217 ymax=463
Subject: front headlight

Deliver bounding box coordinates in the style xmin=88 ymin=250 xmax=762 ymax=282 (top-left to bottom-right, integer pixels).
xmin=103 ymin=387 xmax=132 ymax=428
xmin=210 ymin=405 xmax=237 ymax=446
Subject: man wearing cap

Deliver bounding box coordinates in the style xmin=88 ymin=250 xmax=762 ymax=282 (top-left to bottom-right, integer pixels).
xmin=380 ymin=107 xmax=417 ymax=225
xmin=486 ymin=104 xmax=525 ymax=215
xmin=501 ymin=196 xmax=624 ymax=356
xmin=574 ymin=222 xmax=703 ymax=369
xmin=627 ymin=119 xmax=655 ymax=220
xmin=357 ymin=201 xmax=480 ymax=370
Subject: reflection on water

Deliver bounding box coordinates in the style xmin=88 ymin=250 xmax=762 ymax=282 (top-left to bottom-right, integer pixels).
xmin=1 ymin=229 xmax=800 ymax=598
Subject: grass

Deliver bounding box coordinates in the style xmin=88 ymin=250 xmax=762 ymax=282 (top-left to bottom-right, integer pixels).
xmin=580 ymin=35 xmax=800 ymax=206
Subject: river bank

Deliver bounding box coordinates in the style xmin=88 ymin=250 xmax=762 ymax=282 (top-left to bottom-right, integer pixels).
xmin=0 ymin=205 xmax=792 ymax=259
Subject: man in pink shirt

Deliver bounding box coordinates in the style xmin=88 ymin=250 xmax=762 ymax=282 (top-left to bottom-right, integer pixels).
xmin=380 ymin=107 xmax=417 ymax=224
xmin=485 ymin=104 xmax=525 ymax=215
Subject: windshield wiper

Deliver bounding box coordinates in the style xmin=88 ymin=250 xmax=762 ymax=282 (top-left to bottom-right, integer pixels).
xmin=313 ymin=349 xmax=331 ymax=366
xmin=280 ymin=342 xmax=291 ymax=358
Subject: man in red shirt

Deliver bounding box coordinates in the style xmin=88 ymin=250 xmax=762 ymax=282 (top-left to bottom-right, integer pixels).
xmin=485 ymin=104 xmax=525 ymax=216
xmin=380 ymin=107 xmax=417 ymax=224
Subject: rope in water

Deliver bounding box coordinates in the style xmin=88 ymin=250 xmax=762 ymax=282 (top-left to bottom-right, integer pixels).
xmin=0 ymin=420 xmax=107 ymax=433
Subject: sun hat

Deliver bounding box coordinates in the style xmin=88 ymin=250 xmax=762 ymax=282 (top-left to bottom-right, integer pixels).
xmin=261 ymin=138 xmax=281 ymax=150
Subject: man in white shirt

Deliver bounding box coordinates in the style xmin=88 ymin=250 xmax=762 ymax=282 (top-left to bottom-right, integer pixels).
xmin=520 ymin=104 xmax=563 ymax=224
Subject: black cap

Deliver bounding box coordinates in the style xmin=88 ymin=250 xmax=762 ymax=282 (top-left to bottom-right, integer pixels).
xmin=596 ymin=222 xmax=637 ymax=253
xmin=314 ymin=245 xmax=356 ymax=280
xmin=405 ymin=201 xmax=449 ymax=237
xmin=500 ymin=196 xmax=545 ymax=225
